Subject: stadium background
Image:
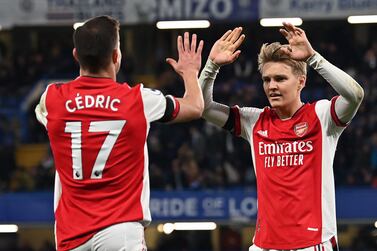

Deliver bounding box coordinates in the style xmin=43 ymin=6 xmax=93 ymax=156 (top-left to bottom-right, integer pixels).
xmin=0 ymin=0 xmax=376 ymax=250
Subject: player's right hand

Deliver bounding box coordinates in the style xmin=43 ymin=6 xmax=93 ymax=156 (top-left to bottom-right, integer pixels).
xmin=166 ymin=32 xmax=204 ymax=77
xmin=209 ymin=27 xmax=245 ymax=66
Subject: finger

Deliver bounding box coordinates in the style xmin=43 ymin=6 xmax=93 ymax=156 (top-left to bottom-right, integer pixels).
xmin=230 ymin=50 xmax=241 ymax=62
xmin=191 ymin=34 xmax=197 ymax=53
xmin=289 ymin=23 xmax=298 ymax=30
xmin=177 ymin=36 xmax=184 ymax=54
xmin=279 ymin=29 xmax=290 ymax=40
xmin=233 ymin=34 xmax=245 ymax=49
xmin=282 ymin=44 xmax=292 ymax=51
xmin=230 ymin=27 xmax=243 ymax=43
xmin=226 ymin=27 xmax=238 ymax=41
xmin=295 ymin=27 xmax=305 ymax=36
xmin=283 ymin=22 xmax=295 ymax=32
xmin=279 ymin=47 xmax=292 ymax=56
xmin=220 ymin=30 xmax=232 ymax=41
xmin=196 ymin=40 xmax=204 ymax=54
xmin=282 ymin=22 xmax=296 ymax=38
xmin=287 ymin=26 xmax=296 ymax=38
xmin=184 ymin=32 xmax=190 ymax=51
xmin=166 ymin=58 xmax=177 ymax=69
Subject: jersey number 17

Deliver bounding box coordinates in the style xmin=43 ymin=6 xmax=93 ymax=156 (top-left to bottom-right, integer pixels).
xmin=64 ymin=120 xmax=126 ymax=180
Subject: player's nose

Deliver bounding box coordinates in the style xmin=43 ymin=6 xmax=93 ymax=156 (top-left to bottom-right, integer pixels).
xmin=268 ymin=80 xmax=278 ymax=90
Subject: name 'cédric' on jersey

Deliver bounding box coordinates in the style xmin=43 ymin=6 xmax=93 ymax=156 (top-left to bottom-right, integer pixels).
xmin=65 ymin=93 xmax=121 ymax=113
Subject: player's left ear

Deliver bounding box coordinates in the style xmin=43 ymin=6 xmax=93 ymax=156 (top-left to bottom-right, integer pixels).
xmin=112 ymin=48 xmax=121 ymax=64
xmin=72 ymin=48 xmax=79 ymax=62
xmin=298 ymin=75 xmax=306 ymax=91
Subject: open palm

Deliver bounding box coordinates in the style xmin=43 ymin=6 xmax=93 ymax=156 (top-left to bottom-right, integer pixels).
xmin=279 ymin=22 xmax=315 ymax=61
xmin=166 ymin=32 xmax=203 ymax=77
xmin=209 ymin=27 xmax=245 ymax=66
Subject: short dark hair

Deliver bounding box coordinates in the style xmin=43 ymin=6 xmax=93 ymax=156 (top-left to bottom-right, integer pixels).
xmin=73 ymin=16 xmax=120 ymax=73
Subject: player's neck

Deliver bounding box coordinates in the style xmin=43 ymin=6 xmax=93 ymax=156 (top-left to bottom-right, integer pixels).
xmin=275 ymin=99 xmax=304 ymax=120
xmin=79 ymin=68 xmax=116 ymax=81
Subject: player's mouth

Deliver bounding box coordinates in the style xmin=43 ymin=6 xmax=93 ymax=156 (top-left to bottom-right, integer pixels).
xmin=269 ymin=93 xmax=282 ymax=99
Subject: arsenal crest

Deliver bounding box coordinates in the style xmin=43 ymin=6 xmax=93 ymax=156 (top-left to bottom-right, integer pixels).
xmin=294 ymin=122 xmax=308 ymax=137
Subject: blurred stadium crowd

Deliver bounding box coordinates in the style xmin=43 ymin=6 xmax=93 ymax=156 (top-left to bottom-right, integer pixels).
xmin=0 ymin=23 xmax=376 ymax=193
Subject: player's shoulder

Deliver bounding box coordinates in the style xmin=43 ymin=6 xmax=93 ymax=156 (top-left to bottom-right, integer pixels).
xmin=136 ymin=83 xmax=163 ymax=97
xmin=313 ymin=98 xmax=332 ymax=113
xmin=119 ymin=83 xmax=164 ymax=103
xmin=312 ymin=98 xmax=330 ymax=106
xmin=48 ymin=81 xmax=70 ymax=89
xmin=46 ymin=78 xmax=83 ymax=93
xmin=237 ymin=106 xmax=265 ymax=123
xmin=43 ymin=81 xmax=71 ymax=98
xmin=238 ymin=105 xmax=266 ymax=113
xmin=255 ymin=106 xmax=275 ymax=117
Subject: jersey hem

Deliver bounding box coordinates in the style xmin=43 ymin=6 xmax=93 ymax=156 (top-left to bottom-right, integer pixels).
xmin=254 ymin=239 xmax=322 ymax=250
xmin=57 ymin=219 xmax=146 ymax=251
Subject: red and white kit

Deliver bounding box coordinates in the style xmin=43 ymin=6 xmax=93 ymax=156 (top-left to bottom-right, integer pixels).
xmin=230 ymin=98 xmax=343 ymax=249
xmin=199 ymin=51 xmax=363 ymax=250
xmin=35 ymin=76 xmax=179 ymax=250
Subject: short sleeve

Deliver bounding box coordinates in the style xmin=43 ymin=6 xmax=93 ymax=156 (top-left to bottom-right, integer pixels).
xmin=315 ymin=99 xmax=346 ymax=136
xmin=35 ymin=84 xmax=52 ymax=129
xmin=140 ymin=85 xmax=166 ymax=122
xmin=140 ymin=84 xmax=180 ymax=123
xmin=330 ymin=96 xmax=348 ymax=127
xmin=239 ymin=106 xmax=264 ymax=140
xmin=223 ymin=105 xmax=263 ymax=140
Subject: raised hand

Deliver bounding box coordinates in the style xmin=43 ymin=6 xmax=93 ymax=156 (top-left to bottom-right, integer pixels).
xmin=209 ymin=27 xmax=245 ymax=66
xmin=166 ymin=32 xmax=204 ymax=77
xmin=279 ymin=22 xmax=315 ymax=61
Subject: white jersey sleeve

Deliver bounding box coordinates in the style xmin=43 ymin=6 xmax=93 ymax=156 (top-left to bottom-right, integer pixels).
xmin=35 ymin=85 xmax=52 ymax=129
xmin=223 ymin=106 xmax=263 ymax=140
xmin=315 ymin=99 xmax=346 ymax=136
xmin=239 ymin=107 xmax=264 ymax=140
xmin=307 ymin=52 xmax=364 ymax=125
xmin=139 ymin=84 xmax=168 ymax=123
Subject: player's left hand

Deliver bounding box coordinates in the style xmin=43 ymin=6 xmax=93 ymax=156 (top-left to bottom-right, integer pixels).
xmin=279 ymin=22 xmax=315 ymax=61
xmin=166 ymin=32 xmax=203 ymax=77
xmin=209 ymin=27 xmax=245 ymax=66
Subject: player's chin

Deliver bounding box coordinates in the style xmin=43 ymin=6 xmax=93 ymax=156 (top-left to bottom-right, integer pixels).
xmin=268 ymin=99 xmax=282 ymax=108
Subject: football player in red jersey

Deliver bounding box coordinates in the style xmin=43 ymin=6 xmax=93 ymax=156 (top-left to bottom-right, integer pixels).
xmin=200 ymin=24 xmax=364 ymax=250
xmin=35 ymin=15 xmax=204 ymax=251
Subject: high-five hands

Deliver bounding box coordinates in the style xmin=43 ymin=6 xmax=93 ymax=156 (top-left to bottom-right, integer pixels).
xmin=209 ymin=27 xmax=245 ymax=66
xmin=166 ymin=32 xmax=204 ymax=77
xmin=279 ymin=22 xmax=315 ymax=61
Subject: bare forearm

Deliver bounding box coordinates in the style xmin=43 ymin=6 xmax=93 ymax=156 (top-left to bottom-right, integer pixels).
xmin=174 ymin=70 xmax=204 ymax=122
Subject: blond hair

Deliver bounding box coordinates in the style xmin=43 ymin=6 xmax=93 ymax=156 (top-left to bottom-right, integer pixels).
xmin=257 ymin=42 xmax=307 ymax=76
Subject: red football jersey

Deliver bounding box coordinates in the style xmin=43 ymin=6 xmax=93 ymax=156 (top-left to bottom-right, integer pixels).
xmin=231 ymin=97 xmax=346 ymax=249
xmin=35 ymin=76 xmax=177 ymax=250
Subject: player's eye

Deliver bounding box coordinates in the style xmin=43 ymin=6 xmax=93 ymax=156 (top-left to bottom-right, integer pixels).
xmin=262 ymin=77 xmax=270 ymax=83
xmin=275 ymin=76 xmax=286 ymax=82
